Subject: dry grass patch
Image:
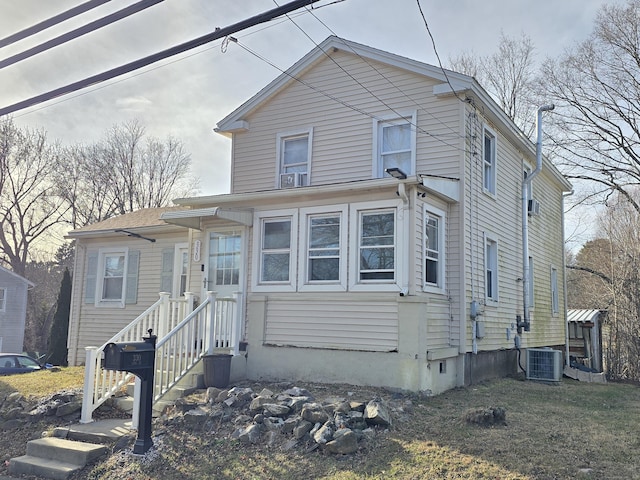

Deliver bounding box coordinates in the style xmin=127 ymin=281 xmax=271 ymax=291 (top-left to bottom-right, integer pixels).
xmin=0 ymin=366 xmax=84 ymax=398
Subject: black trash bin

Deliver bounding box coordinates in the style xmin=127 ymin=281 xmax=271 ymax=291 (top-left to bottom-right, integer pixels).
xmin=203 ymin=354 xmax=233 ymax=388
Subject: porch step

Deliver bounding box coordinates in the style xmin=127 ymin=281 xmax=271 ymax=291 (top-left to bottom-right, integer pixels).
xmin=9 ymin=437 xmax=107 ymax=480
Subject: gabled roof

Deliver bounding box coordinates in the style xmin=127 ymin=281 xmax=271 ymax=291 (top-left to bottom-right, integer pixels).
xmin=0 ymin=265 xmax=35 ymax=287
xmin=67 ymin=207 xmax=183 ymax=238
xmin=215 ymin=35 xmax=571 ymax=192
xmin=215 ymin=35 xmax=471 ymax=134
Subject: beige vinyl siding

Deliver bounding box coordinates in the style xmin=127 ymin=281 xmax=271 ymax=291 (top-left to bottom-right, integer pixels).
xmin=463 ymin=107 xmax=526 ymax=352
xmin=527 ymin=167 xmax=566 ymax=346
xmin=232 ymin=51 xmax=462 ymax=194
xmin=264 ymin=296 xmax=398 ymax=351
xmin=69 ymin=232 xmax=189 ymax=365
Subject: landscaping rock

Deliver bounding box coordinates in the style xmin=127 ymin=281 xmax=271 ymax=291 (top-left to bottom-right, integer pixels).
xmin=364 ymin=399 xmax=392 ymax=427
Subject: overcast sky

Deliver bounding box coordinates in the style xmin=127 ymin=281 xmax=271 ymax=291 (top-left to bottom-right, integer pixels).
xmin=0 ymin=0 xmax=626 ymax=205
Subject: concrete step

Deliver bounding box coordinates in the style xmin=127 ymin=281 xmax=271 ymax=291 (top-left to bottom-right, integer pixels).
xmin=9 ymin=437 xmax=108 ymax=480
xmin=9 ymin=455 xmax=81 ymax=480
xmin=55 ymin=419 xmax=132 ymax=444
xmin=26 ymin=437 xmax=107 ymax=466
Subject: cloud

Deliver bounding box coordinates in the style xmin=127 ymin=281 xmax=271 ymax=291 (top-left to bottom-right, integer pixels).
xmin=115 ymin=96 xmax=153 ymax=111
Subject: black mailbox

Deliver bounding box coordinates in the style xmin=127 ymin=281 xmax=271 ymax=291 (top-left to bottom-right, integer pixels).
xmin=104 ymin=341 xmax=155 ymax=372
xmin=102 ymin=330 xmax=157 ymax=455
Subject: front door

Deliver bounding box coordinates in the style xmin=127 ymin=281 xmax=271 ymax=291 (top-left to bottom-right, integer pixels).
xmin=205 ymin=230 xmax=243 ymax=299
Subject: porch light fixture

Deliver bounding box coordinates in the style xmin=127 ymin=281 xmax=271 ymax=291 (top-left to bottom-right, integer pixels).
xmin=385 ymin=167 xmax=407 ymax=179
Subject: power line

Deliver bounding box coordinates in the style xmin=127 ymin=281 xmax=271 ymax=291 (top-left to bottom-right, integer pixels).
xmin=233 ymin=39 xmax=465 ymax=153
xmin=0 ymin=0 xmax=112 ymax=49
xmin=0 ymin=0 xmax=324 ymax=117
xmin=299 ymin=7 xmax=462 ymax=139
xmin=415 ymin=0 xmax=465 ymax=103
xmin=10 ymin=11 xmax=312 ymax=119
xmin=0 ymin=0 xmax=165 ymax=70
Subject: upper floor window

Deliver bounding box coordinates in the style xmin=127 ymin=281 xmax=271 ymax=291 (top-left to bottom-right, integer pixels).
xmin=483 ymin=126 xmax=496 ymax=195
xmin=424 ymin=206 xmax=446 ymax=292
xmin=277 ymin=129 xmax=312 ymax=188
xmin=374 ymin=112 xmax=416 ymax=178
xmin=0 ymin=288 xmax=5 ymax=312
xmin=485 ymin=234 xmax=498 ymax=302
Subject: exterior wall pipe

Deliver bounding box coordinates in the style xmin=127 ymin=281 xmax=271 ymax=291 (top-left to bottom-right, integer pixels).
xmin=521 ymin=105 xmax=554 ymax=332
xmin=562 ymin=189 xmax=574 ymax=365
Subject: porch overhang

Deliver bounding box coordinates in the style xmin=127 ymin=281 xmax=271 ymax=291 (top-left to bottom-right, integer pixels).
xmin=160 ymin=207 xmax=253 ymax=230
xmin=419 ymin=175 xmax=460 ymax=203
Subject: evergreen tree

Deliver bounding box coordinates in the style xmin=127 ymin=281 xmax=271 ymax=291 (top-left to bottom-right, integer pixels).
xmin=47 ymin=268 xmax=72 ymax=366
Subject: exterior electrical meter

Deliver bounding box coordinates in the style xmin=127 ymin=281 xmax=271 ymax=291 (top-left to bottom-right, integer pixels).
xmin=103 ymin=330 xmax=157 ymax=454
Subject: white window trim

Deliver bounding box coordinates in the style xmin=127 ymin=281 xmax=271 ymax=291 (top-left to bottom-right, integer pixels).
xmin=173 ymin=243 xmax=189 ymax=297
xmin=482 ymin=125 xmax=497 ymax=197
xmin=0 ymin=288 xmax=6 ymax=312
xmin=96 ymin=247 xmax=129 ymax=308
xmin=275 ymin=128 xmax=313 ymax=188
xmin=550 ymin=265 xmax=559 ymax=315
xmin=372 ymin=111 xmax=417 ymax=178
xmin=252 ymin=209 xmax=298 ymax=293
xmin=349 ymin=199 xmax=404 ymax=292
xmin=484 ymin=233 xmax=499 ymax=304
xmin=523 ymin=161 xmax=533 ymax=202
xmin=298 ymin=205 xmax=348 ymax=292
xmin=423 ymin=204 xmax=446 ymax=294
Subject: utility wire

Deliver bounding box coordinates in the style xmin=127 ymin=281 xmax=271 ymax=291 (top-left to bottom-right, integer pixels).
xmin=10 ymin=11 xmax=311 ymax=119
xmin=300 ymin=5 xmax=462 ymax=139
xmin=0 ymin=0 xmax=165 ymax=70
xmin=0 ymin=0 xmax=324 ymax=117
xmin=0 ymin=0 xmax=112 ymax=49
xmin=415 ymin=0 xmax=465 ymax=103
xmin=272 ymin=2 xmax=461 ymax=149
xmin=233 ymin=39 xmax=466 ymax=153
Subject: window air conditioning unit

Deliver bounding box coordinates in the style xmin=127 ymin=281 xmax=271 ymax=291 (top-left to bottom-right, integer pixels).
xmin=280 ymin=172 xmax=307 ymax=188
xmin=527 ymin=199 xmax=541 ymax=216
xmin=526 ymin=348 xmax=562 ymax=382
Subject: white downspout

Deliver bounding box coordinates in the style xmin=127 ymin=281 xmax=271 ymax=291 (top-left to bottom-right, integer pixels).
xmin=520 ymin=104 xmax=554 ymax=333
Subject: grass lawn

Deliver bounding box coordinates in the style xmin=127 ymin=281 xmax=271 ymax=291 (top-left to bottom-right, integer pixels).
xmin=2 ymin=370 xmax=640 ymax=479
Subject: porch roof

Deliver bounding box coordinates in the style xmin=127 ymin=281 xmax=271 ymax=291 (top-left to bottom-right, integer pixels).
xmin=160 ymin=207 xmax=253 ymax=230
xmin=567 ymin=309 xmax=606 ymax=324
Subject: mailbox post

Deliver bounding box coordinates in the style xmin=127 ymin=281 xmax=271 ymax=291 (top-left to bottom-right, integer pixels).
xmin=103 ymin=329 xmax=157 ymax=455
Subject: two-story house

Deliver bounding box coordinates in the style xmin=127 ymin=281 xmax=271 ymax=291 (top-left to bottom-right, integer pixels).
xmin=68 ymin=37 xmax=571 ymax=413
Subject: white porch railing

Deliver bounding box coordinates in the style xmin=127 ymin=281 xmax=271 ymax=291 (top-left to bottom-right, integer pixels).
xmin=80 ymin=291 xmax=242 ymax=424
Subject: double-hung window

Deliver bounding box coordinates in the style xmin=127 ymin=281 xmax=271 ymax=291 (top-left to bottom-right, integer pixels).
xmin=0 ymin=288 xmax=5 ymax=312
xmin=485 ymin=235 xmax=498 ymax=302
xmin=375 ymin=112 xmax=416 ymax=178
xmin=253 ymin=210 xmax=298 ymax=292
xmin=85 ymin=248 xmax=139 ymax=307
xmin=483 ymin=126 xmax=496 ymax=195
xmin=424 ymin=206 xmax=445 ymax=291
xmin=277 ymin=129 xmax=312 ymax=188
xmin=300 ymin=205 xmax=348 ymax=291
xmin=358 ymin=210 xmax=395 ymax=281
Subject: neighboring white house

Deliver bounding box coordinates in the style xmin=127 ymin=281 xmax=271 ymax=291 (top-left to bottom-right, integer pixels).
xmin=67 ymin=36 xmax=571 ymax=395
xmin=0 ymin=265 xmax=34 ymax=353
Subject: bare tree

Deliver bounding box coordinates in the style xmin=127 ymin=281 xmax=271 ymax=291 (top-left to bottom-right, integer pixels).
xmin=541 ymin=0 xmax=640 ymax=213
xmin=449 ymin=32 xmax=538 ymax=137
xmin=0 ymin=118 xmax=68 ymax=276
xmin=57 ymin=120 xmax=198 ymax=227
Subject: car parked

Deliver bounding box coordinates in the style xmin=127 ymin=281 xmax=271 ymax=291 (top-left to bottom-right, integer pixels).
xmin=0 ymin=354 xmax=44 ymax=375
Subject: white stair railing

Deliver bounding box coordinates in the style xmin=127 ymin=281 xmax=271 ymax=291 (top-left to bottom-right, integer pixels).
xmin=81 ymin=291 xmax=240 ymax=424
xmin=80 ymin=292 xmax=195 ymax=424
